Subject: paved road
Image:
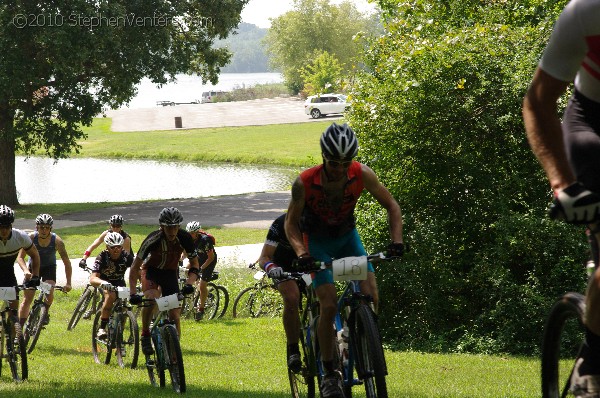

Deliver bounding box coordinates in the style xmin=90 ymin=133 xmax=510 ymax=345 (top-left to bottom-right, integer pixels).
xmin=105 ymin=96 xmax=342 ymax=132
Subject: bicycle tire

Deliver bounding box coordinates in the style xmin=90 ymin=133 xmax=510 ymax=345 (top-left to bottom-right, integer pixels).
xmin=350 ymin=304 xmax=388 ymax=398
xmin=541 ymin=292 xmax=586 ymax=398
xmin=216 ymin=285 xmax=229 ymax=318
xmin=146 ymin=333 xmax=160 ymax=388
xmin=163 ymin=324 xmax=186 ymax=393
xmin=116 ymin=310 xmax=139 ymax=369
xmin=232 ymin=286 xmax=258 ymax=318
xmin=193 ymin=284 xmax=219 ymax=320
xmin=7 ymin=315 xmax=28 ymax=381
xmin=92 ymin=310 xmax=113 ymax=365
xmin=180 ymin=292 xmax=195 ymax=319
xmin=67 ymin=287 xmax=93 ymax=331
xmin=25 ymin=303 xmax=47 ymax=354
xmin=289 ymin=321 xmax=317 ymax=398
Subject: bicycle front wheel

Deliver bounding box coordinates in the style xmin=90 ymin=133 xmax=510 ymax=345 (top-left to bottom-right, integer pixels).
xmin=163 ymin=324 xmax=186 ymax=393
xmin=216 ymin=285 xmax=230 ymax=318
xmin=67 ymin=287 xmax=93 ymax=331
xmin=232 ymin=286 xmax=258 ymax=318
xmin=116 ymin=310 xmax=139 ymax=369
xmin=351 ymin=305 xmax=387 ymax=398
xmin=289 ymin=324 xmax=316 ymax=398
xmin=24 ymin=303 xmax=47 ymax=354
xmin=541 ymin=292 xmax=585 ymax=398
xmin=7 ymin=315 xmax=28 ymax=381
xmin=92 ymin=310 xmax=112 ymax=365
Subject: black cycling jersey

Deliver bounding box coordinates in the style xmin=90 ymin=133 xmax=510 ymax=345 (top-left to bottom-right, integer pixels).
xmin=137 ymin=229 xmax=196 ymax=271
xmin=91 ymin=250 xmax=134 ymax=285
xmin=265 ymin=214 xmax=297 ymax=270
xmin=194 ymin=232 xmax=217 ymax=266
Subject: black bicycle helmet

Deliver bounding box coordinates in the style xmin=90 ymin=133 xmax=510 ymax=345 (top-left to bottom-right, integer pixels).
xmin=159 ymin=207 xmax=183 ymax=226
xmin=0 ymin=205 xmax=15 ymax=226
xmin=320 ymin=123 xmax=358 ymax=160
xmin=35 ymin=213 xmax=54 ymax=226
xmin=109 ymin=214 xmax=124 ymax=226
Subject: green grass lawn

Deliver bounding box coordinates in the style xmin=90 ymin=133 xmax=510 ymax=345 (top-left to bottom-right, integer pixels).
xmin=0 ymin=281 xmax=542 ymax=397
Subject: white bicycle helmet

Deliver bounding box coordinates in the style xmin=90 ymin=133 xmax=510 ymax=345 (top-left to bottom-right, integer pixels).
xmin=109 ymin=214 xmax=124 ymax=226
xmin=186 ymin=221 xmax=202 ymax=233
xmin=159 ymin=207 xmax=183 ymax=226
xmin=320 ymin=123 xmax=358 ymax=160
xmin=104 ymin=231 xmax=124 ymax=247
xmin=35 ymin=213 xmax=54 ymax=226
xmin=0 ymin=205 xmax=15 ymax=226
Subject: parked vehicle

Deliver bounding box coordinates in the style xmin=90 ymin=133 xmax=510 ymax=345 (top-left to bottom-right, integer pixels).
xmin=304 ymin=94 xmax=349 ymax=119
xmin=201 ymin=90 xmax=227 ymax=103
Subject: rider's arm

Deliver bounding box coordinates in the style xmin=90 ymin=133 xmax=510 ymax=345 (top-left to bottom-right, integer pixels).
xmin=129 ymin=256 xmax=142 ymax=296
xmin=55 ymin=235 xmax=72 ymax=291
xmin=89 ymin=271 xmax=106 ymax=288
xmin=200 ymin=249 xmax=215 ymax=270
xmin=523 ymin=67 xmax=575 ymax=191
xmin=185 ymin=256 xmax=200 ymax=284
xmin=362 ymin=164 xmax=403 ymax=244
xmin=82 ymin=231 xmax=108 ymax=261
xmin=25 ymin=244 xmax=40 ymax=278
xmin=124 ymin=235 xmax=132 ymax=253
xmin=16 ymin=248 xmax=31 ymax=277
xmin=285 ymin=177 xmax=308 ymax=257
xmin=258 ymin=242 xmax=277 ymax=270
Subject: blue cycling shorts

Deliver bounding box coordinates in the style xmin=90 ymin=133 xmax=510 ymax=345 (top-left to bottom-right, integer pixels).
xmin=307 ymin=228 xmax=374 ymax=288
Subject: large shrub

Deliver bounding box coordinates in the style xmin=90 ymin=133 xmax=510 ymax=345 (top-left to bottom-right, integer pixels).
xmin=350 ymin=1 xmax=585 ymax=355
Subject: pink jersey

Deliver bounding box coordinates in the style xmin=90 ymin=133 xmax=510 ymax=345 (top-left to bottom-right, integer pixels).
xmin=539 ymin=0 xmax=600 ymax=102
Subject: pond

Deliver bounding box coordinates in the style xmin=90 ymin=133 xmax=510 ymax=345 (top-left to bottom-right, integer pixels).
xmin=15 ymin=156 xmax=297 ymax=204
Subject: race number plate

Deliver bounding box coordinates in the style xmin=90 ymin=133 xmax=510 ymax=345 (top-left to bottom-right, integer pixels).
xmin=156 ymin=293 xmax=180 ymax=311
xmin=0 ymin=287 xmax=17 ymax=301
xmin=253 ymin=270 xmax=265 ymax=280
xmin=116 ymin=286 xmax=129 ymax=299
xmin=331 ymin=256 xmax=368 ymax=281
xmin=39 ymin=281 xmax=52 ymax=294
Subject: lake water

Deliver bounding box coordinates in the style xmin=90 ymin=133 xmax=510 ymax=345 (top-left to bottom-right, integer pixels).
xmin=15 ymin=156 xmax=296 ymax=204
xmin=123 ymin=72 xmax=283 ymax=109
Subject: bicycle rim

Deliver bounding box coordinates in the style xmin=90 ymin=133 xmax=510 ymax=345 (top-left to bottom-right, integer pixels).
xmin=26 ymin=304 xmax=47 ymax=354
xmin=164 ymin=325 xmax=186 ymax=393
xmin=233 ymin=287 xmax=257 ymax=318
xmin=289 ymin=325 xmax=316 ymax=398
xmin=352 ymin=305 xmax=388 ymax=398
xmin=92 ymin=310 xmax=112 ymax=365
xmin=67 ymin=288 xmax=92 ymax=331
xmin=180 ymin=294 xmax=194 ymax=319
xmin=541 ymin=292 xmax=585 ymax=398
xmin=117 ymin=311 xmax=139 ymax=369
xmin=8 ymin=317 xmax=28 ymax=381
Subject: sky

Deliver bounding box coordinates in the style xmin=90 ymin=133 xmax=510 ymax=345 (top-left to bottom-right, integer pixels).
xmin=240 ymin=0 xmax=377 ymax=28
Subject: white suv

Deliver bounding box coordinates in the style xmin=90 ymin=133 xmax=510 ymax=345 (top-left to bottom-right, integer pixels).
xmin=304 ymin=94 xmax=349 ymax=119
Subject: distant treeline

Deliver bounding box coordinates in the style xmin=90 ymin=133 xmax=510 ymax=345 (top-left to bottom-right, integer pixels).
xmin=217 ymin=22 xmax=276 ymax=73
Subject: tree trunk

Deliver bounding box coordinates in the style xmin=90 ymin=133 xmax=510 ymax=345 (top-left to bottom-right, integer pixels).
xmin=0 ymin=112 xmax=18 ymax=205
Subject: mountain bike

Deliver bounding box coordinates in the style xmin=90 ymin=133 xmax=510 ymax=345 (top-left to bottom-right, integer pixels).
xmin=285 ymin=253 xmax=396 ymax=398
xmin=23 ymin=282 xmax=65 ymax=354
xmin=232 ymin=262 xmax=283 ymax=318
xmin=179 ymin=267 xmax=229 ymax=320
xmin=67 ymin=266 xmax=103 ymax=331
xmin=91 ymin=286 xmax=139 ymax=369
xmin=137 ymin=293 xmax=186 ymax=393
xmin=0 ymin=285 xmax=28 ymax=382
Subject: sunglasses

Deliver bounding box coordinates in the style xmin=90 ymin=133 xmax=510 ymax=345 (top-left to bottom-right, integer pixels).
xmin=108 ymin=245 xmax=123 ymax=250
xmin=326 ymin=158 xmax=353 ymax=168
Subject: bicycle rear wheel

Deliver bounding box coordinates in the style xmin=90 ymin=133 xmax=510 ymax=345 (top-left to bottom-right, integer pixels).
xmin=350 ymin=305 xmax=387 ymax=398
xmin=216 ymin=285 xmax=229 ymax=318
xmin=163 ymin=324 xmax=186 ymax=393
xmin=232 ymin=286 xmax=258 ymax=318
xmin=24 ymin=303 xmax=47 ymax=354
xmin=193 ymin=284 xmax=219 ymax=320
xmin=542 ymin=292 xmax=586 ymax=398
xmin=116 ymin=310 xmax=139 ymax=369
xmin=7 ymin=315 xmax=28 ymax=381
xmin=67 ymin=287 xmax=93 ymax=331
xmin=92 ymin=310 xmax=112 ymax=365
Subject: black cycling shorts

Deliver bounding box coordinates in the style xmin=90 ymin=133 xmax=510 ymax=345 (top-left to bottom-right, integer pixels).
xmin=563 ymin=90 xmax=600 ymax=193
xmin=141 ymin=267 xmax=179 ymax=297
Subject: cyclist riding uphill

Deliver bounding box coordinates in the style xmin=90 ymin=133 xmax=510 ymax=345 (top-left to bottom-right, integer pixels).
xmin=17 ymin=213 xmax=73 ymax=327
xmin=0 ymin=205 xmax=41 ymax=313
xmin=79 ymin=214 xmax=132 ymax=268
xmin=129 ymin=207 xmax=199 ymax=356
xmin=89 ymin=232 xmax=134 ymax=340
xmin=523 ymin=0 xmax=600 ymax=395
xmin=284 ymin=123 xmax=405 ymax=398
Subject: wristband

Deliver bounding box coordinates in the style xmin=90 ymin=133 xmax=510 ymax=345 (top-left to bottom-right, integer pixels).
xmin=264 ymin=262 xmax=275 ymax=272
xmin=84 ymin=250 xmax=91 ymax=257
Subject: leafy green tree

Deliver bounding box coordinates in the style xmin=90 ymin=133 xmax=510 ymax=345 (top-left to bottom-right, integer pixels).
xmin=0 ymin=0 xmax=247 ymax=205
xmin=218 ymin=22 xmax=271 ymax=73
xmin=264 ymin=0 xmax=374 ymax=93
xmin=350 ymin=0 xmax=582 ymax=354
xmin=299 ymin=50 xmax=344 ymax=95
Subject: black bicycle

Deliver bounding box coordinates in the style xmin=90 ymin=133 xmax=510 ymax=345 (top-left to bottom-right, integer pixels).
xmin=23 ymin=282 xmax=65 ymax=354
xmin=179 ymin=267 xmax=229 ymax=320
xmin=137 ymin=293 xmax=186 ymax=393
xmin=91 ymin=286 xmax=139 ymax=369
xmin=233 ymin=262 xmax=283 ymax=318
xmin=0 ymin=285 xmax=28 ymax=382
xmin=67 ymin=266 xmax=103 ymax=331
